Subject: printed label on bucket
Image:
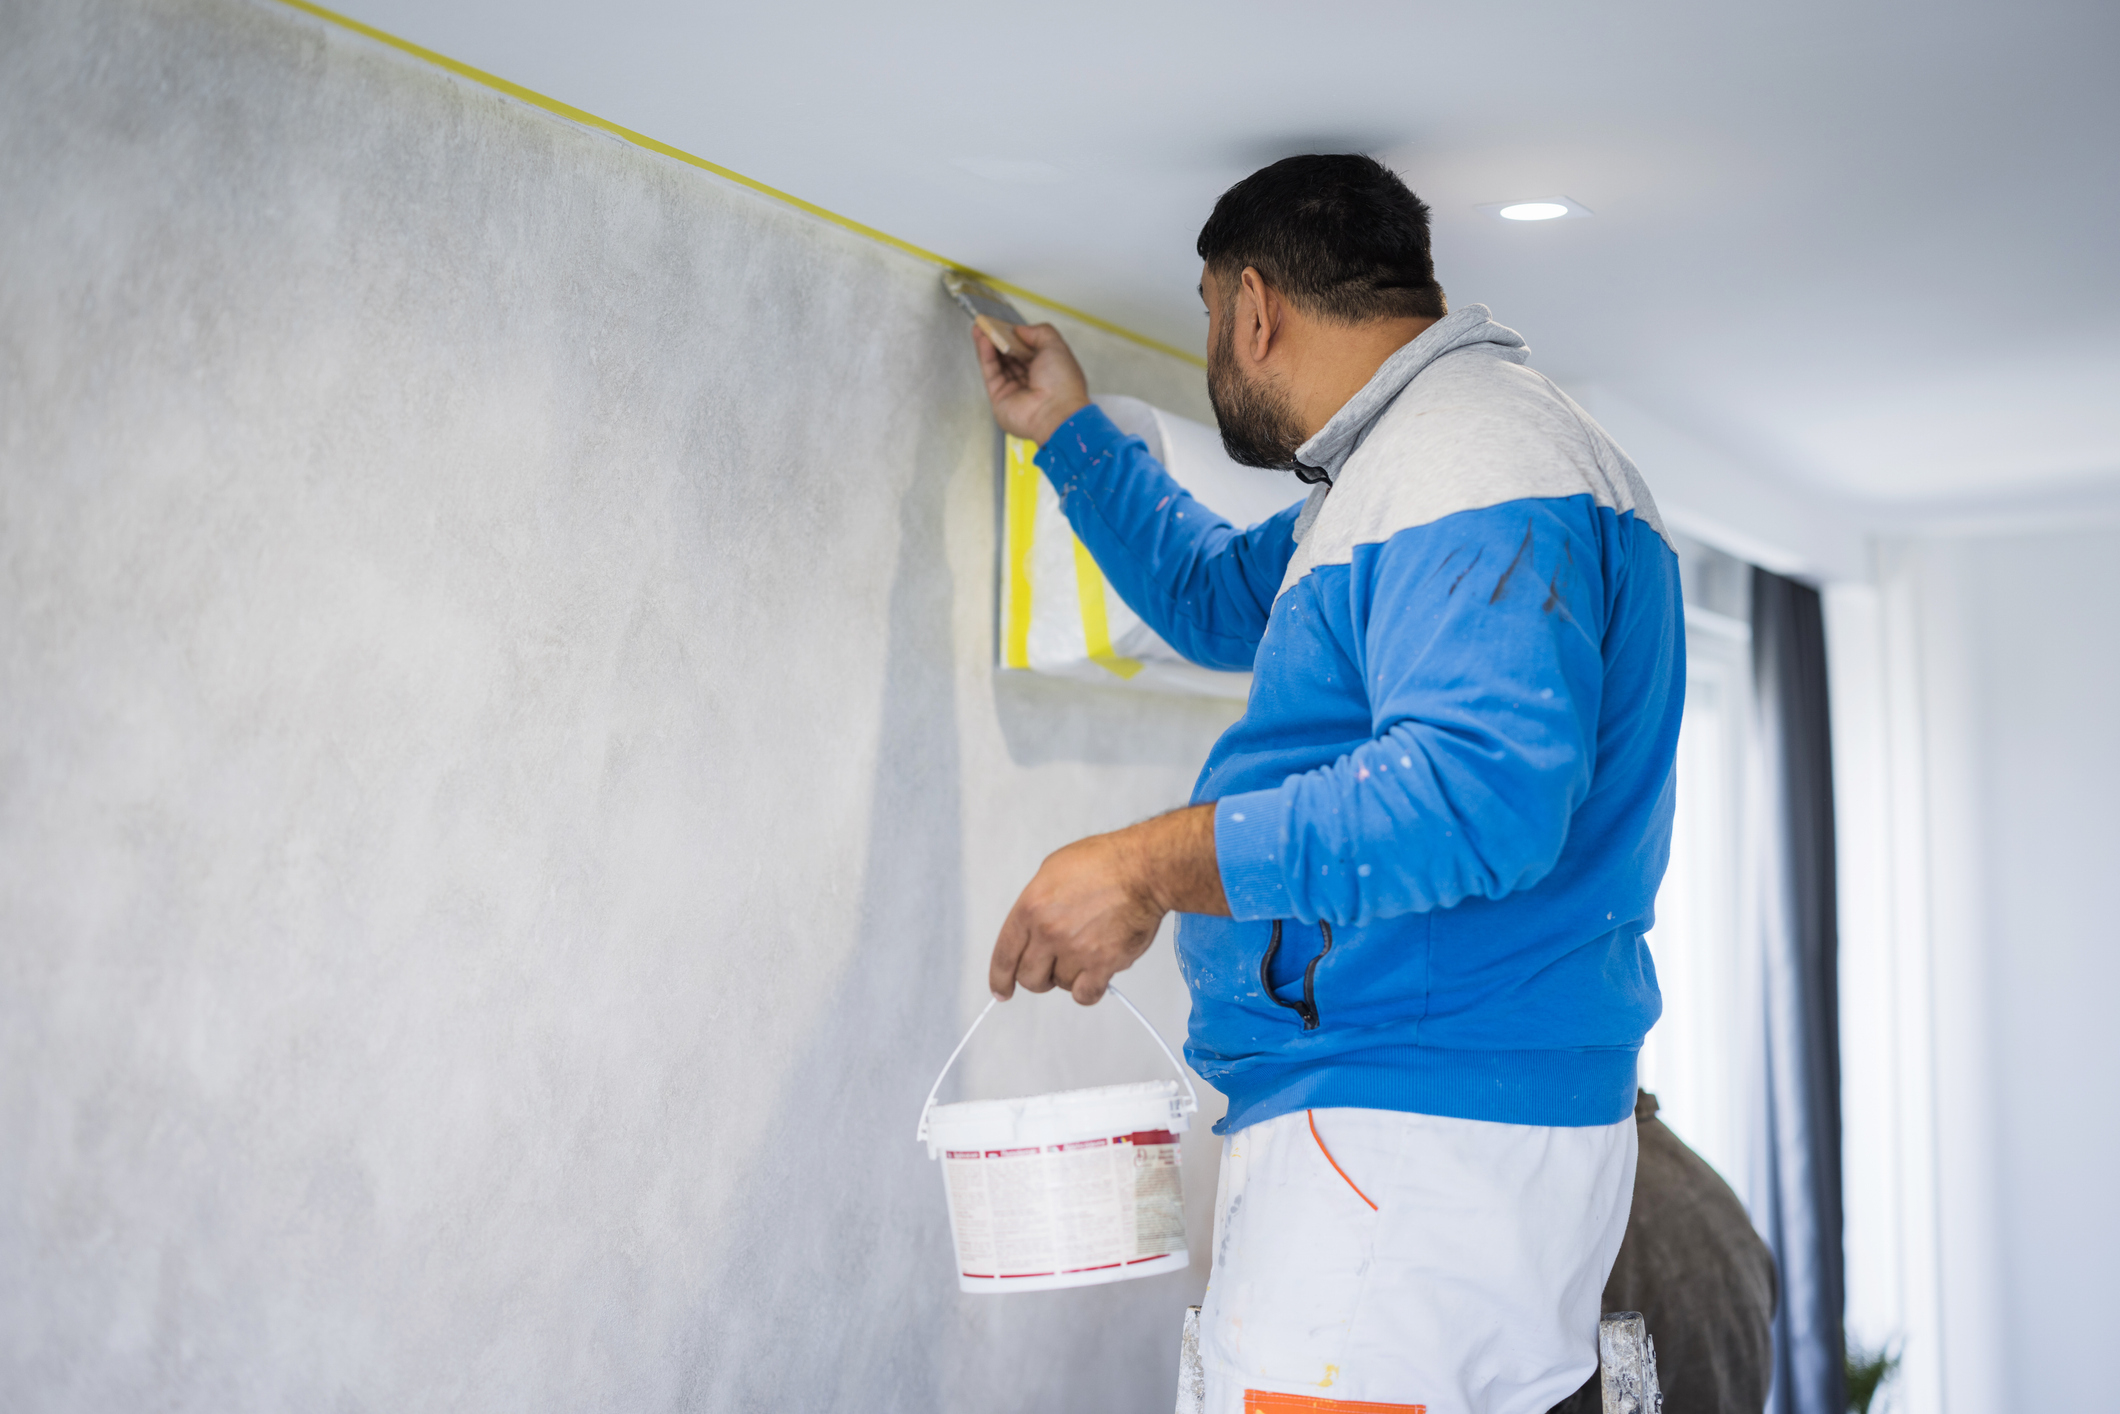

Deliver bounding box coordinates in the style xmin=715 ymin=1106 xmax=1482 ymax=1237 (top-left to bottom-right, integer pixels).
xmin=942 ymin=1130 xmax=1184 ymax=1279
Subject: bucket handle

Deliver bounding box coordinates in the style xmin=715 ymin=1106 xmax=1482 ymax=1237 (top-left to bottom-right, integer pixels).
xmin=915 ymin=984 xmax=1201 ymax=1143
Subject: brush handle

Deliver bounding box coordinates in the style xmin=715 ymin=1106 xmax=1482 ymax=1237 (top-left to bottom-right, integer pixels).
xmin=972 ymin=312 xmax=1021 ymax=357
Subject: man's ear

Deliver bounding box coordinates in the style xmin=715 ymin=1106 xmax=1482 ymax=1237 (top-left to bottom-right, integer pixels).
xmin=1238 ymin=267 xmax=1280 ymax=364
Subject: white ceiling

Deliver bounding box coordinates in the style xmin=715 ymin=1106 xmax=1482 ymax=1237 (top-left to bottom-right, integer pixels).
xmin=333 ymin=0 xmax=2120 ymax=509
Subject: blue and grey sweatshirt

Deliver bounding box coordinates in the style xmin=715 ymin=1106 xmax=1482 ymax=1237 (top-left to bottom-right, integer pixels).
xmin=1034 ymin=306 xmax=1684 ymax=1134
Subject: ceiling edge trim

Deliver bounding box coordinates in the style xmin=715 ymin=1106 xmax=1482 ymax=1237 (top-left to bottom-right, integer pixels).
xmin=272 ymin=0 xmax=1208 ymax=369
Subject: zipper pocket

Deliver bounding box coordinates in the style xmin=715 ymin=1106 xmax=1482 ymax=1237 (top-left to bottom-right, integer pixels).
xmin=1259 ymin=919 xmax=1335 ymax=1030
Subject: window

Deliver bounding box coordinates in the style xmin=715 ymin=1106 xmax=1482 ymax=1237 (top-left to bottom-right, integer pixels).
xmin=1637 ymin=536 xmax=1763 ymax=1207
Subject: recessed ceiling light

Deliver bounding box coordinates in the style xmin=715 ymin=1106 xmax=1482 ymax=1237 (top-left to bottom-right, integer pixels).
xmin=1476 ymin=196 xmax=1594 ymax=222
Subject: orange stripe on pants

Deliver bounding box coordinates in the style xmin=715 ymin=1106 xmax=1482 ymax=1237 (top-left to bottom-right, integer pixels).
xmin=1244 ymin=1393 xmax=1427 ymax=1413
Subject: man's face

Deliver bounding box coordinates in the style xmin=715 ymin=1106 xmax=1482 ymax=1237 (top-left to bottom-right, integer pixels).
xmin=1201 ymin=265 xmax=1309 ymax=472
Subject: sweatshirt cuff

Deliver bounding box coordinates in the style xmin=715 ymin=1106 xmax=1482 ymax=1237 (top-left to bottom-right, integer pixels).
xmin=1031 ymin=402 xmax=1126 ymax=480
xmin=1215 ymin=789 xmax=1296 ymax=921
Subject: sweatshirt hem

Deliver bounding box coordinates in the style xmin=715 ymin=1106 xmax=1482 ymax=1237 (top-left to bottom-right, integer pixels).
xmin=1210 ymin=1044 xmax=1639 ymax=1134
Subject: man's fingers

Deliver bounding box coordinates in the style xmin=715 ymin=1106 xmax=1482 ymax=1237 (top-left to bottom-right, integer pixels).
xmin=1012 ymin=321 xmax=1062 ymax=352
xmin=1016 ymin=942 xmax=1058 ymax=994
xmin=973 ymin=324 xmax=1032 ymax=407
xmin=991 ymin=893 xmax=1060 ymax=998
xmin=973 ymin=324 xmax=1018 ymax=387
xmin=1049 ymin=922 xmax=1119 ymax=1005
xmin=993 ymin=829 xmax=1164 ymax=1009
xmin=988 ymin=901 xmax=1032 ymax=1000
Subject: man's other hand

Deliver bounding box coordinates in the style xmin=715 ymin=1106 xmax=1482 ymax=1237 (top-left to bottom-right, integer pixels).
xmin=990 ymin=805 xmax=1229 ymax=1006
xmin=974 ymin=320 xmax=1090 ymax=446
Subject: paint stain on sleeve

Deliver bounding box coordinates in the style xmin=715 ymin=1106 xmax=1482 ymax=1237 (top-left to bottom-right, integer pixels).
xmin=1489 ymin=518 xmax=1536 ymax=604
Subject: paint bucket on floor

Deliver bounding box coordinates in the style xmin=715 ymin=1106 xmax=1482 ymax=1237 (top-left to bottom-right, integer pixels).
xmin=915 ymin=985 xmax=1198 ymax=1294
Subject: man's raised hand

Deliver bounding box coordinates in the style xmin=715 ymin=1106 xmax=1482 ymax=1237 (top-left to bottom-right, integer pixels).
xmin=974 ymin=320 xmax=1091 ymax=446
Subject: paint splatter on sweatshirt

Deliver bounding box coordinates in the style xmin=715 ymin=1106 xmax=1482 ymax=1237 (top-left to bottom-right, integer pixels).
xmin=1033 ymin=306 xmax=1684 ymax=1133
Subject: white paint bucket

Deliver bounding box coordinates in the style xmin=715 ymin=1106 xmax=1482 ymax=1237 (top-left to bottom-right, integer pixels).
xmin=916 ymin=986 xmax=1198 ymax=1294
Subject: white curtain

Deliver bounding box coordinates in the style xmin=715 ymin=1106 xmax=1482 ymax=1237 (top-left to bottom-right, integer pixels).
xmin=1642 ymin=539 xmax=1848 ymax=1414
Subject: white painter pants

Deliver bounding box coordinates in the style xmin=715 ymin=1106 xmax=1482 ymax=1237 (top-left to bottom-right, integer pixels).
xmin=1198 ymin=1107 xmax=1636 ymax=1414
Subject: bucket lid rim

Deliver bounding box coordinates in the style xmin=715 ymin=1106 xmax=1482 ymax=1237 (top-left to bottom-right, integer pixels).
xmin=925 ymin=1078 xmax=1183 ymax=1121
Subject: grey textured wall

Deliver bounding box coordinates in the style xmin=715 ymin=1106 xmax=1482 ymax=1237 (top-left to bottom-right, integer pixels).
xmin=0 ymin=1 xmax=1239 ymax=1408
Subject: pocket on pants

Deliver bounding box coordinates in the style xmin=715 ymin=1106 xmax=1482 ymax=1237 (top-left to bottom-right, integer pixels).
xmin=1202 ymin=1112 xmax=1387 ymax=1393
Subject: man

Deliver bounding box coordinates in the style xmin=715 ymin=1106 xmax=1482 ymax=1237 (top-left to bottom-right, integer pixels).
xmin=975 ymin=154 xmax=1683 ymax=1414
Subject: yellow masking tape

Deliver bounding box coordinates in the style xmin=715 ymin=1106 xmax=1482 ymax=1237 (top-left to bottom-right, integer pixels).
xmin=1073 ymin=538 xmax=1145 ymax=681
xmin=272 ymin=0 xmax=1205 ymax=369
xmin=1002 ymin=436 xmax=1041 ymax=670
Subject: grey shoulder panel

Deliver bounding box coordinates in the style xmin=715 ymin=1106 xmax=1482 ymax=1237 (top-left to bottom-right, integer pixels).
xmin=1277 ymin=356 xmax=1668 ymax=597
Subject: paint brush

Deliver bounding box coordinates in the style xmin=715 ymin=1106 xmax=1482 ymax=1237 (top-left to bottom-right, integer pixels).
xmin=943 ymin=271 xmax=1027 ymax=358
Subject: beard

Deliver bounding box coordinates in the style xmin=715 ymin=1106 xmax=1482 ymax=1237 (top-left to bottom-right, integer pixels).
xmin=1207 ymin=312 xmax=1311 ymax=473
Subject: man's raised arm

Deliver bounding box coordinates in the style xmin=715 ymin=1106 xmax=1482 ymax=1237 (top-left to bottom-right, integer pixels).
xmin=975 ymin=322 xmax=1296 ymax=670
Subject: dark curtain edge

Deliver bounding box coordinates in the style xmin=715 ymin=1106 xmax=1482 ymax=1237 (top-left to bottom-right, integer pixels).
xmin=1753 ymin=567 xmax=1849 ymax=1414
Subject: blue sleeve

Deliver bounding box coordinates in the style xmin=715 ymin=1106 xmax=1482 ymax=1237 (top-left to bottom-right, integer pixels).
xmin=1212 ymin=498 xmax=1608 ymax=924
xmin=1034 ymin=404 xmax=1303 ymax=671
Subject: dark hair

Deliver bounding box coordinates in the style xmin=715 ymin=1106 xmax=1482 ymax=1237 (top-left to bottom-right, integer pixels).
xmin=1196 ymin=154 xmax=1445 ymax=323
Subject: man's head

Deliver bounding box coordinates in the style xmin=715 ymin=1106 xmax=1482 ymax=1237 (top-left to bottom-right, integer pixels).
xmin=1197 ymin=154 xmax=1446 ymax=471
